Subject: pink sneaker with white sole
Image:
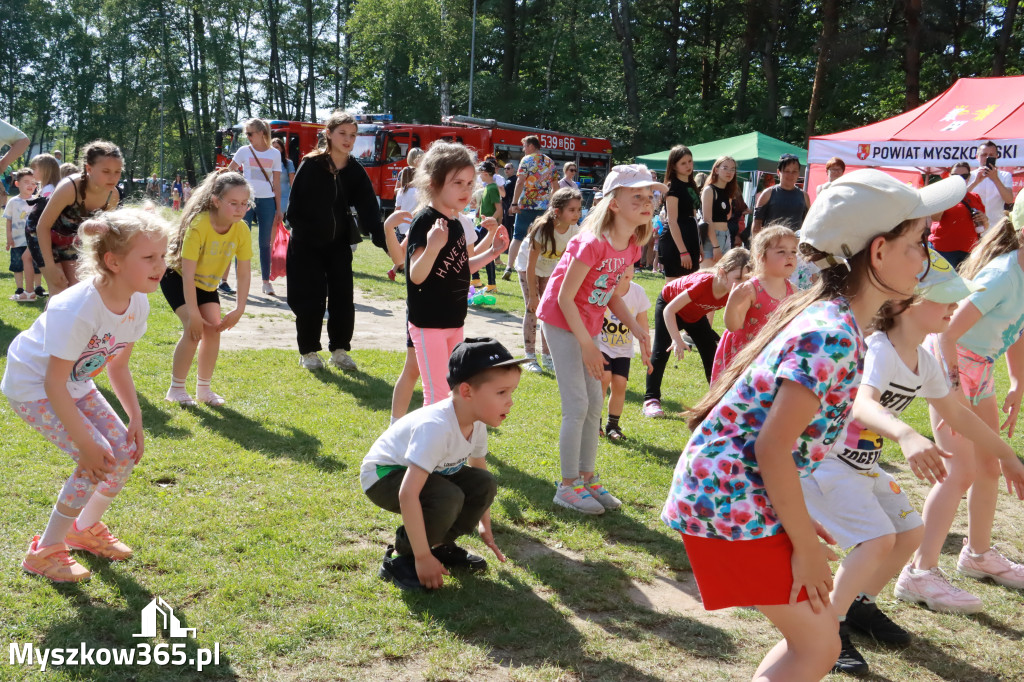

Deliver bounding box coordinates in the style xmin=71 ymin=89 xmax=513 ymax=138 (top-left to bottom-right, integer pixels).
xmin=957 ymin=539 xmax=1024 ymax=589
xmin=893 ymin=564 xmax=982 ymax=614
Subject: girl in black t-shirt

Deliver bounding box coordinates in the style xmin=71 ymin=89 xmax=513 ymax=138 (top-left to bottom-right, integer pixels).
xmin=662 ymin=145 xmax=701 ymax=282
xmin=701 ymin=156 xmax=738 ymax=265
xmin=405 ymin=142 xmax=509 ymax=405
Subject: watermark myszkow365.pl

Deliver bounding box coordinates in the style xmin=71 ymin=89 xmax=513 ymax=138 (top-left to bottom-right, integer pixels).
xmin=8 ymin=597 xmax=220 ymax=672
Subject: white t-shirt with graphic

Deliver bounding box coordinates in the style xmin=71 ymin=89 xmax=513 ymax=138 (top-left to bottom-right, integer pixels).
xmin=826 ymin=331 xmax=948 ymax=471
xmin=3 ymin=196 xmax=31 ymax=247
xmin=1 ymin=279 xmax=150 ymax=402
xmin=969 ymin=168 xmax=1015 ymax=226
xmin=360 ymin=398 xmax=488 ymax=491
xmin=597 ymin=282 xmax=650 ymax=359
xmin=231 ymin=145 xmax=281 ymax=199
xmin=514 ymin=223 xmax=581 ymax=278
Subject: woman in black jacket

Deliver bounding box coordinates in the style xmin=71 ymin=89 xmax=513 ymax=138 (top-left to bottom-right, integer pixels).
xmin=286 ymin=110 xmax=386 ymax=371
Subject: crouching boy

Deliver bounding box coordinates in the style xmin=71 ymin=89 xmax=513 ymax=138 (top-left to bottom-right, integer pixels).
xmin=361 ymin=337 xmax=526 ymax=590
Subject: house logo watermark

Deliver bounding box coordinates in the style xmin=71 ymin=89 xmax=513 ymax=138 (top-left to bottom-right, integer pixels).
xmin=9 ymin=597 xmax=220 ymax=672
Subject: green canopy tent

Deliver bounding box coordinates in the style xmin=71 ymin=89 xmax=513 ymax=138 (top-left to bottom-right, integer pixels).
xmin=635 ymin=131 xmax=807 ymax=173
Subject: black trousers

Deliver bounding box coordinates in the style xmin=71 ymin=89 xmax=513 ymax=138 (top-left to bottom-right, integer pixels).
xmin=644 ymin=295 xmax=720 ymax=401
xmin=286 ymin=235 xmax=355 ymax=354
xmin=365 ymin=466 xmax=498 ymax=556
xmin=472 ymin=226 xmax=496 ymax=285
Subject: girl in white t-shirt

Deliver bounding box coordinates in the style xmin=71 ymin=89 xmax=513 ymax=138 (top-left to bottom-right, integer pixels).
xmin=227 ymin=118 xmax=281 ymax=295
xmin=2 ymin=208 xmax=170 ymax=583
xmin=515 ymin=187 xmax=582 ymax=373
xmin=597 ymin=268 xmax=650 ymax=441
xmin=801 ymin=250 xmax=1024 ymax=673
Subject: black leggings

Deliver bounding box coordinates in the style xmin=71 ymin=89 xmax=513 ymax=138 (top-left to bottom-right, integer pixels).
xmin=286 ymin=235 xmax=355 ymax=354
xmin=644 ymin=295 xmax=720 ymax=401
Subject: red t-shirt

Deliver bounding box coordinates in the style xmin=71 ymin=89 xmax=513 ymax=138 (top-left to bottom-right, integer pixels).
xmin=930 ymin=192 xmax=984 ymax=253
xmin=661 ymin=271 xmax=728 ymax=323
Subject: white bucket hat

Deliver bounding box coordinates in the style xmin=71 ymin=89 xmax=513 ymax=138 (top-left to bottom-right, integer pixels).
xmin=801 ymin=169 xmax=966 ymax=270
xmin=604 ymin=164 xmax=668 ymax=195
xmin=916 ymin=248 xmax=984 ymax=304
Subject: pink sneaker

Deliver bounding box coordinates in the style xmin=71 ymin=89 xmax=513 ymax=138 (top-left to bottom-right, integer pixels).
xmin=642 ymin=399 xmax=665 ymax=418
xmin=893 ymin=564 xmax=982 ymax=614
xmin=957 ymin=539 xmax=1024 ymax=589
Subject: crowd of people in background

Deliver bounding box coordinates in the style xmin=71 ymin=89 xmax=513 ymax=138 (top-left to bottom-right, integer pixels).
xmin=4 ymin=111 xmax=1024 ymax=682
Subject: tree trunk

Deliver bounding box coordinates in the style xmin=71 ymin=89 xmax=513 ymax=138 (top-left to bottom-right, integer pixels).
xmin=736 ymin=0 xmax=759 ymax=121
xmin=501 ymin=0 xmax=516 ymax=88
xmin=761 ymin=0 xmax=781 ymax=121
xmin=609 ymin=0 xmax=641 ymax=143
xmin=235 ymin=15 xmax=253 ymax=119
xmin=306 ymin=0 xmax=316 ymax=121
xmin=265 ymin=0 xmax=284 ymax=116
xmin=664 ymin=0 xmax=681 ymax=100
xmin=993 ymin=0 xmax=1020 ymax=76
xmin=904 ymin=0 xmax=922 ymax=110
xmin=806 ymin=0 xmax=838 ymax=138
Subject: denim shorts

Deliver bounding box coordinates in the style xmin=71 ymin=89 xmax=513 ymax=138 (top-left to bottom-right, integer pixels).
xmin=9 ymin=245 xmax=40 ymax=273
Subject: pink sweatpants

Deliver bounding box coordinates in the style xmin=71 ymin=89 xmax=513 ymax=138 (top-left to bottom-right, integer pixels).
xmin=408 ymin=323 xmax=464 ymax=406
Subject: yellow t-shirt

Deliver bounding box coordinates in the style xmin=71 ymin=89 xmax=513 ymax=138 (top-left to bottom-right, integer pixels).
xmin=179 ymin=213 xmax=253 ymax=291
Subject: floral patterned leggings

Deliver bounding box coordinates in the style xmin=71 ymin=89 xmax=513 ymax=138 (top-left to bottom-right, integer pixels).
xmin=9 ymin=389 xmax=137 ymax=510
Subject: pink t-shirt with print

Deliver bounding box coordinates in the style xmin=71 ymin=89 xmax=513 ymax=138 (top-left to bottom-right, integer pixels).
xmin=537 ymin=231 xmax=642 ymax=337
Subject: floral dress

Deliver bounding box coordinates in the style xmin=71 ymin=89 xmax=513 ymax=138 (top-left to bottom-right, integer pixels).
xmin=662 ymin=298 xmax=864 ymax=542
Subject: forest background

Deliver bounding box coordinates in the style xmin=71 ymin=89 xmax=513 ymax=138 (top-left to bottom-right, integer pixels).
xmin=1 ymin=0 xmax=1021 ymax=186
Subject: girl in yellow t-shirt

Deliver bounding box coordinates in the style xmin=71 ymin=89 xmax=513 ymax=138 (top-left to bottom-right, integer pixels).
xmin=160 ymin=171 xmax=253 ymax=406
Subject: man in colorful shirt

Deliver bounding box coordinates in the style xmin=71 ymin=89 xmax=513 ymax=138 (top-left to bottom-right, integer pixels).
xmin=503 ymin=135 xmax=555 ymax=281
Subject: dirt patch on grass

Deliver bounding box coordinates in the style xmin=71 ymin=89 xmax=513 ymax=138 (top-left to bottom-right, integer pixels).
xmin=626 ymin=574 xmax=704 ymax=614
xmin=219 ymin=269 xmax=526 ymax=354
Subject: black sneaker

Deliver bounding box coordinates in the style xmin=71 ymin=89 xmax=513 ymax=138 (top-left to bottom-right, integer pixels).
xmin=832 ymin=623 xmax=869 ymax=676
xmin=34 ymin=286 xmax=47 ymax=297
xmin=378 ymin=545 xmax=425 ymax=591
xmin=431 ymin=543 xmax=487 ymax=573
xmin=846 ymin=599 xmax=911 ymax=647
xmin=217 ymin=280 xmax=235 ymax=294
xmin=500 ymin=269 xmax=513 ymax=282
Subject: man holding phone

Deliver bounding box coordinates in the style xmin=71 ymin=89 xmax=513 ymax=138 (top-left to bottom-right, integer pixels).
xmin=970 ymin=141 xmax=1015 ymax=225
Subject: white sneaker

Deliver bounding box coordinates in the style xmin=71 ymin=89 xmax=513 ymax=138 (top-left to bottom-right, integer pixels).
xmin=957 ymin=539 xmax=1024 ymax=589
xmin=300 ymin=352 xmax=324 ymax=370
xmin=525 ymin=360 xmax=543 ymax=374
xmin=583 ymin=473 xmax=622 ymax=510
xmin=893 ymin=564 xmax=983 ymax=614
xmin=553 ymin=479 xmax=605 ymax=515
xmin=330 ymin=349 xmax=357 ymax=370
xmin=540 ymin=354 xmax=555 ymax=372
xmin=262 ymin=282 xmax=275 ymax=296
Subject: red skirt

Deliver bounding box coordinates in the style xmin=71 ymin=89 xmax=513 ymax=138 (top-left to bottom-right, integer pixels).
xmin=681 ymin=531 xmax=810 ymax=610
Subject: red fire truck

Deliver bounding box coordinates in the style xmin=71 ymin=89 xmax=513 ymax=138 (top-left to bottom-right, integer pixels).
xmin=215 ymin=115 xmax=614 ymax=210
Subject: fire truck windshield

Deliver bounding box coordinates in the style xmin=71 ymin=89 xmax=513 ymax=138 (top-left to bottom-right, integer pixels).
xmin=352 ymin=133 xmax=380 ymax=165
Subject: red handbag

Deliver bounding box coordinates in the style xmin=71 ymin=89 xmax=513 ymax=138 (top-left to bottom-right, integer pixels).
xmin=270 ymin=222 xmax=289 ymax=280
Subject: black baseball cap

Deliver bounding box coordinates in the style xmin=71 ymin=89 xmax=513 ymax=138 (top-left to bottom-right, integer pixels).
xmin=447 ymin=338 xmax=528 ymax=388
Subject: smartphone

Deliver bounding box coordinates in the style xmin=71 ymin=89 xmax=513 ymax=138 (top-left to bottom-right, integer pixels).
xmin=987 ymin=157 xmax=997 ymax=169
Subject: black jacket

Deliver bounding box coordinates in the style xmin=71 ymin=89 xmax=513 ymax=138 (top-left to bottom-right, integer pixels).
xmin=286 ymin=154 xmax=385 ymax=249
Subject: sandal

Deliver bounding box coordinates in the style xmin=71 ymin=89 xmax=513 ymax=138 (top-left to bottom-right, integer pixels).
xmin=197 ymin=390 xmax=226 ymax=407
xmin=606 ymin=426 xmax=625 ymax=442
xmin=165 ymin=387 xmax=197 ymax=407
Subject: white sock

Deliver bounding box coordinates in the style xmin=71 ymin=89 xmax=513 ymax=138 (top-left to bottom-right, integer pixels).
xmin=856 ymin=592 xmax=876 ymax=605
xmin=40 ymin=507 xmax=78 ymax=548
xmin=76 ymin=493 xmax=115 ymax=530
xmin=197 ymin=376 xmax=212 ymax=390
xmin=170 ymin=376 xmax=186 ymax=390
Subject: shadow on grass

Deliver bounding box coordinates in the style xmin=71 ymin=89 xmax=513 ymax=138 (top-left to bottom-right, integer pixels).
xmin=312 ymin=368 xmax=396 ymax=413
xmin=856 ymin=630 xmax=1003 ymax=682
xmin=403 ymin=523 xmax=732 ymax=678
xmin=190 ymin=406 xmax=342 ymax=472
xmin=34 ymin=562 xmax=237 ymax=681
xmin=98 ymin=387 xmax=192 ymax=440
xmin=488 ymin=454 xmax=690 ymax=570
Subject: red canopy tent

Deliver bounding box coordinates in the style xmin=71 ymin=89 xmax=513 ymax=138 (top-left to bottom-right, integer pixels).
xmin=807 ymin=76 xmax=1024 ymax=199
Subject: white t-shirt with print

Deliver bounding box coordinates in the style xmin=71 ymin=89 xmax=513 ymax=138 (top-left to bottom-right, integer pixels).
xmin=969 ymin=168 xmax=1015 ymax=226
xmin=514 ymin=223 xmax=581 ymax=278
xmin=231 ymin=145 xmax=281 ymax=199
xmin=359 ymin=398 xmax=488 ymax=491
xmin=598 ymin=281 xmax=651 ymax=359
xmin=3 ymin=196 xmax=31 ymax=247
xmin=1 ymin=279 xmax=150 ymax=402
xmin=826 ymin=331 xmax=948 ymax=471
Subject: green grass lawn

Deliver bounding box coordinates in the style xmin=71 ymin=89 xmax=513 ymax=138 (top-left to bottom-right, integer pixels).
xmin=1 ymin=241 xmax=1023 ymax=681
